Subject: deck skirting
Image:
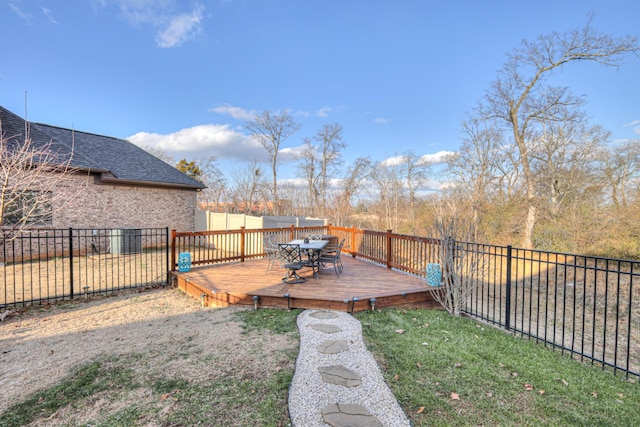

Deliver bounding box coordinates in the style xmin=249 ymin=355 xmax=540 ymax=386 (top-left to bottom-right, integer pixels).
xmin=172 ymin=257 xmax=440 ymax=312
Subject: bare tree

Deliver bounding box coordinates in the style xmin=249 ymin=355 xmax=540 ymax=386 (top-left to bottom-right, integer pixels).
xmin=333 ymin=157 xmax=371 ymax=226
xmin=315 ymin=123 xmax=345 ymax=217
xmin=245 ymin=110 xmax=301 ymax=214
xmin=230 ymin=161 xmax=268 ymax=214
xmin=448 ymin=118 xmax=505 ymax=226
xmin=474 ymin=17 xmax=638 ymax=248
xmin=195 ymin=156 xmax=227 ymax=211
xmin=402 ymin=151 xmax=431 ymax=232
xmin=602 ymin=140 xmax=640 ymax=206
xmin=297 ymin=123 xmax=346 ymax=218
xmin=1 ymin=120 xmax=80 ymax=242
xmin=370 ymin=159 xmax=405 ymax=231
xmin=532 ymin=121 xmax=609 ymax=218
xmin=297 ymin=137 xmax=320 ymax=215
xmin=429 ymin=198 xmax=489 ymax=317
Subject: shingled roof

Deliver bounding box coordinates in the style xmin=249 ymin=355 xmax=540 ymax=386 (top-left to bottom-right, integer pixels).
xmin=1 ymin=105 xmax=205 ymax=190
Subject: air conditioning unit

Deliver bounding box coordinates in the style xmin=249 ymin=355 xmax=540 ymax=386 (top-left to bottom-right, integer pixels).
xmin=109 ymin=228 xmax=142 ymax=255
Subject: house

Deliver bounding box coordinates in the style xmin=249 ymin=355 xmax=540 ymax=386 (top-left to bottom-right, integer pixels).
xmin=0 ymin=105 xmax=205 ymax=231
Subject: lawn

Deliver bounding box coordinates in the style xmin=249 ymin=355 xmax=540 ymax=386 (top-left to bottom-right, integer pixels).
xmin=355 ymin=308 xmax=640 ymax=426
xmin=2 ymin=295 xmax=639 ymax=426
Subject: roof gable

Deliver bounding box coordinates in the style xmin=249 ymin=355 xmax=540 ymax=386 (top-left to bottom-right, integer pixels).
xmin=1 ymin=106 xmax=205 ymax=190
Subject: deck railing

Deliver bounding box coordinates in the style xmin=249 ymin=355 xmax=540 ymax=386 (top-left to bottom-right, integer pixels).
xmin=172 ymin=226 xmax=640 ymax=379
xmin=171 ymin=225 xmax=442 ymax=275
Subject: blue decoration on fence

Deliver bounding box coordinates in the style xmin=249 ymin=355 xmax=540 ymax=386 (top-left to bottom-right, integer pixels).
xmin=178 ymin=252 xmax=192 ymax=272
xmin=426 ymin=263 xmax=442 ymax=287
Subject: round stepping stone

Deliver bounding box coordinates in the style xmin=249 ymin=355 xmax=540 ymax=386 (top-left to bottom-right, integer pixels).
xmin=309 ymin=323 xmax=342 ymax=333
xmin=310 ymin=311 xmax=339 ymax=319
xmin=317 ymin=339 xmax=349 ymax=354
xmin=321 ymin=403 xmax=383 ymax=427
xmin=318 ymin=365 xmax=362 ymax=387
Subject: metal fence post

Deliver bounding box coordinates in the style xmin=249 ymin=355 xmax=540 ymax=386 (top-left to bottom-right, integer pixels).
xmin=165 ymin=227 xmax=170 ymax=284
xmin=505 ymin=245 xmax=512 ymax=331
xmin=69 ymin=228 xmax=74 ymax=299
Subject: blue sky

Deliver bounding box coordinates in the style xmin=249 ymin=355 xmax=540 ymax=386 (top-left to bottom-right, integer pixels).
xmin=2 ymin=0 xmax=639 ymax=183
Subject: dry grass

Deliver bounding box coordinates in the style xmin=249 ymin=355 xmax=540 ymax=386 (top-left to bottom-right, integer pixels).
xmin=1 ymin=250 xmax=167 ymax=306
xmin=0 ymin=288 xmax=299 ymax=426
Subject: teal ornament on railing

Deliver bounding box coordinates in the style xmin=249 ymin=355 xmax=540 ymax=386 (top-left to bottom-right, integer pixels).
xmin=178 ymin=252 xmax=192 ymax=272
xmin=426 ymin=263 xmax=442 ymax=287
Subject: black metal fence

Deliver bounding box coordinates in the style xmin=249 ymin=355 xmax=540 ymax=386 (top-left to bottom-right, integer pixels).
xmin=458 ymin=242 xmax=640 ymax=380
xmin=1 ymin=227 xmax=170 ymax=308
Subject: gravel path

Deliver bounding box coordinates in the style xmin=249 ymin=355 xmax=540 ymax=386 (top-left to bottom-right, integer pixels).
xmin=289 ymin=309 xmax=410 ymax=427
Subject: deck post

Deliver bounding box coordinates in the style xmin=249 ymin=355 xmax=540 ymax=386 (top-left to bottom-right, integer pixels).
xmin=240 ymin=226 xmax=246 ymax=262
xmin=350 ymin=226 xmax=357 ymax=258
xmin=386 ymin=229 xmax=392 ymax=269
xmin=170 ymin=229 xmax=177 ymax=271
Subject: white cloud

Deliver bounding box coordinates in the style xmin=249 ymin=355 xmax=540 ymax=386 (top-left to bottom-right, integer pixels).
xmin=210 ymin=105 xmax=257 ymax=121
xmin=42 ymin=7 xmax=58 ymax=24
xmin=95 ymin=0 xmax=204 ymax=48
xmin=625 ymin=119 xmax=640 ymax=134
xmin=9 ymin=2 xmax=31 ymax=21
xmin=380 ymin=150 xmax=455 ymax=168
xmin=279 ymin=145 xmax=306 ymax=161
xmin=156 ymin=4 xmax=204 ymax=48
xmin=419 ymin=150 xmax=455 ymax=165
xmin=127 ymin=123 xmax=269 ymax=162
xmin=374 ymin=117 xmax=390 ymax=124
xmin=317 ymin=107 xmax=332 ymax=118
xmin=310 ymin=106 xmax=347 ymax=118
xmin=380 ymin=155 xmax=405 ymax=167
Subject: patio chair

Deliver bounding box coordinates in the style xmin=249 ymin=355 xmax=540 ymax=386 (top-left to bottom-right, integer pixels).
xmin=264 ymin=235 xmax=279 ymax=274
xmin=278 ymin=243 xmax=307 ymax=283
xmin=319 ymin=238 xmax=344 ymax=277
xmin=320 ymin=237 xmax=343 ymax=257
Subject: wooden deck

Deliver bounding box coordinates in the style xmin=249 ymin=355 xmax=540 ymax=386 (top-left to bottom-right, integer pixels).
xmin=171 ymin=256 xmax=440 ymax=312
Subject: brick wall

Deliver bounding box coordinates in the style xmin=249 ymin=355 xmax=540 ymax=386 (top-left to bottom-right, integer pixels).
xmin=53 ymin=174 xmax=198 ymax=231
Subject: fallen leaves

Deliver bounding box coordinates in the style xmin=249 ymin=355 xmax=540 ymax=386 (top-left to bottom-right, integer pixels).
xmin=416 ymin=406 xmax=425 ymax=414
xmin=395 ymin=329 xmax=405 ymax=334
xmin=451 ymin=392 xmax=460 ymax=400
xmin=523 ymin=383 xmax=545 ymax=395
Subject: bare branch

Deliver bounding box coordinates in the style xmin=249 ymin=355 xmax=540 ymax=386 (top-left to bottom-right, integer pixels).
xmin=1 ymin=119 xmax=82 ymax=243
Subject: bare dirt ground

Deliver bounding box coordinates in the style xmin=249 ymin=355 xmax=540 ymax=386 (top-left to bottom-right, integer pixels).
xmin=0 ymin=287 xmax=298 ymax=421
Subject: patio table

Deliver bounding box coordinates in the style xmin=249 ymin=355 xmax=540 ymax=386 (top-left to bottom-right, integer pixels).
xmin=289 ymin=239 xmax=328 ymax=278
